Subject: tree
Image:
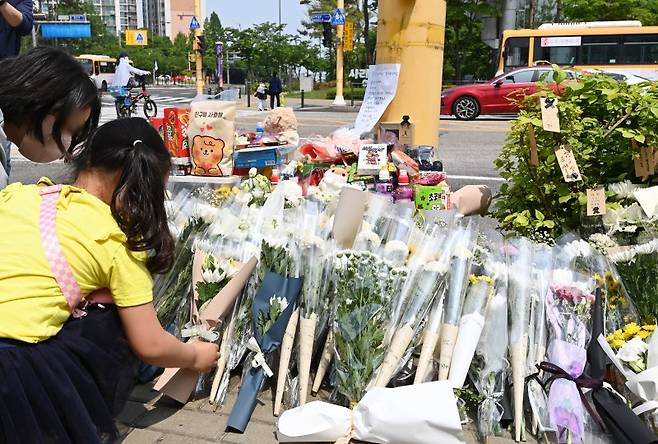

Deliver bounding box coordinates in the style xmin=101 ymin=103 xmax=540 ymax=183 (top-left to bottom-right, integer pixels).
xmin=561 ymin=0 xmax=658 ymax=25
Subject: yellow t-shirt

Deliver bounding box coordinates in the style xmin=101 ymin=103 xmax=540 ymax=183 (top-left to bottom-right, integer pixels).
xmin=0 ymin=178 xmax=153 ymax=343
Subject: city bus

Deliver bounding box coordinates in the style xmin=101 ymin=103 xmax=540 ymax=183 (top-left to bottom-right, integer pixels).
xmin=497 ymin=21 xmax=658 ymax=80
xmin=77 ymin=54 xmax=117 ymax=91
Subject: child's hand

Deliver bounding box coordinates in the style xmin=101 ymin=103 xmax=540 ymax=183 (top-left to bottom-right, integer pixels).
xmin=190 ymin=341 xmax=220 ymax=373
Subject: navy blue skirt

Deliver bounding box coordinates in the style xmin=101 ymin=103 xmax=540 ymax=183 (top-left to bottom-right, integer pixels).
xmin=0 ymin=305 xmax=137 ymax=444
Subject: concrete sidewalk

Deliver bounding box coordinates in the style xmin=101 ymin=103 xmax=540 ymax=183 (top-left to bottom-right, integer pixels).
xmin=117 ymin=375 xmax=537 ymax=444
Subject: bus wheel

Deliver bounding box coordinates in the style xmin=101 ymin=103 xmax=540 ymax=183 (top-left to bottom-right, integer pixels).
xmin=101 ymin=81 xmax=108 ymax=92
xmin=453 ymin=96 xmax=480 ymax=120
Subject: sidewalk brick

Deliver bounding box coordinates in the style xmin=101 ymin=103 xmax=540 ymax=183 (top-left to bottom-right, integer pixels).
xmin=134 ymin=408 xmax=225 ymax=441
xmin=119 ymin=429 xmax=163 ymax=444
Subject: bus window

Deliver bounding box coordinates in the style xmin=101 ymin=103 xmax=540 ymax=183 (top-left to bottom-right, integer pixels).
xmin=622 ymin=35 xmax=658 ymax=64
xmin=79 ymin=60 xmax=93 ymax=76
xmin=534 ymin=39 xmax=579 ymax=65
xmin=581 ymin=36 xmax=620 ymax=64
xmin=504 ymin=37 xmax=530 ymax=71
xmin=98 ymin=61 xmax=116 ymax=74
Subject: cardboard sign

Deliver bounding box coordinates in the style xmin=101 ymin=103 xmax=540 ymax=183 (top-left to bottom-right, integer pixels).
xmin=587 ymin=187 xmax=606 ymax=216
xmin=332 ymin=187 xmax=368 ymax=249
xmin=634 ymin=143 xmax=655 ymax=180
xmin=528 ymin=124 xmax=539 ymax=166
xmin=540 ymin=98 xmax=560 ymax=133
xmin=555 ymin=144 xmax=582 ymax=182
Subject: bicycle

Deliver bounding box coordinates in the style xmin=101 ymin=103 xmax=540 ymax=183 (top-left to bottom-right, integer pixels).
xmin=111 ymin=75 xmax=158 ymax=119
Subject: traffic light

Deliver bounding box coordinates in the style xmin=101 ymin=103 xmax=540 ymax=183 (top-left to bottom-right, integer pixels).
xmin=195 ymin=35 xmax=206 ymax=56
xmin=322 ymin=23 xmax=332 ymax=48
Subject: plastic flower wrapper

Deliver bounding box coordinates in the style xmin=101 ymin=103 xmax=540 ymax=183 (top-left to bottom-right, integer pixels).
xmin=542 ymin=268 xmax=596 ymax=444
xmin=352 ymin=194 xmax=393 ymax=253
xmin=505 ymin=236 xmax=533 ymax=442
xmin=589 ymin=254 xmax=640 ymax=337
xmin=438 ymin=216 xmax=480 ymax=381
xmin=294 ymin=200 xmax=334 ymax=405
xmin=609 ymin=239 xmax=658 ymax=323
xmin=226 ymin=263 xmax=302 ymax=432
xmin=372 ymin=223 xmax=450 ymax=388
xmin=378 ymin=202 xmax=416 ymax=267
xmin=526 ymin=244 xmax=554 ymax=375
xmin=332 ymin=249 xmax=408 ymax=407
xmin=234 ymin=167 xmax=272 ymax=207
xmin=448 ymin=232 xmax=503 ymax=389
xmin=468 ymin=261 xmax=509 ymax=442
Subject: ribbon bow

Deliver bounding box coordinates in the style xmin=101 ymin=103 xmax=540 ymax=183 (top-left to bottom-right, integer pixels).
xmin=181 ymin=323 xmax=220 ymax=342
xmin=538 ymin=361 xmax=606 ymax=431
xmin=247 ymin=337 xmax=274 ymax=377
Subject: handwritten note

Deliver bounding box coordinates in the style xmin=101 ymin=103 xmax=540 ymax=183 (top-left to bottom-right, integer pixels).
xmin=354 ymin=64 xmax=401 ymax=135
xmin=587 ymin=187 xmax=606 ymax=216
xmin=540 ymin=98 xmax=561 ymax=133
xmin=555 ymin=144 xmax=582 ymax=182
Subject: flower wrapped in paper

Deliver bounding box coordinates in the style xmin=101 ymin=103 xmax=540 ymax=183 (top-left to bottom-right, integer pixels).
xmin=277 ymin=381 xmax=465 ymax=444
xmin=373 ymin=222 xmax=451 ymax=388
xmin=226 ymin=268 xmax=303 ymax=432
xmin=438 ymin=217 xmax=479 ymax=380
xmin=506 ymin=236 xmax=533 ymax=441
xmin=332 ymin=249 xmax=407 ymax=407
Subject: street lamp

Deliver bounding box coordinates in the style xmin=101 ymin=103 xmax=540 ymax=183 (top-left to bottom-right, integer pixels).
xmin=278 ymin=0 xmax=281 ymax=26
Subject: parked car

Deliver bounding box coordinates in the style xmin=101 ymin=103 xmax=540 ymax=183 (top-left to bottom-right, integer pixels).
xmin=440 ymin=67 xmax=576 ymax=120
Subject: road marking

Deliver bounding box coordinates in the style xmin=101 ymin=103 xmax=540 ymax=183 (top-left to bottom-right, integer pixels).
xmin=448 ymin=174 xmax=505 ymax=182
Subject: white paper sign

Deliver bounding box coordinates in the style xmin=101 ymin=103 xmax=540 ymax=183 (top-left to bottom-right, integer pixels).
xmin=541 ymin=36 xmax=582 ymax=47
xmin=354 ymin=64 xmax=401 ymax=135
xmin=634 ymin=186 xmax=658 ymax=218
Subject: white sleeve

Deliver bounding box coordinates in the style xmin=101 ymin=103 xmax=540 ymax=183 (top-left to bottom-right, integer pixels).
xmin=129 ymin=66 xmax=150 ymax=75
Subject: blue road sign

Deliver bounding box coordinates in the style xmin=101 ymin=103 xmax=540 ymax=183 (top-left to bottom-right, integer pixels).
xmin=136 ymin=32 xmax=145 ymax=44
xmin=69 ymin=14 xmax=86 ymax=22
xmin=190 ymin=16 xmax=201 ymax=30
xmin=310 ymin=11 xmax=332 ymax=23
xmin=331 ymin=8 xmax=345 ymax=26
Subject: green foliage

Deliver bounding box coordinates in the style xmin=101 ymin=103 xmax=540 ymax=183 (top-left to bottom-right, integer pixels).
xmin=493 ymin=67 xmax=658 ymax=242
xmin=561 ymin=0 xmax=658 ymax=25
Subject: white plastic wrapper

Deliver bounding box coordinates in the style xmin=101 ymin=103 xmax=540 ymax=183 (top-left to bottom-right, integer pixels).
xmin=277 ymin=382 xmax=465 ymax=444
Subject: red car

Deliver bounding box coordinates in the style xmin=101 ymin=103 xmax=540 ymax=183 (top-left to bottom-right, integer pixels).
xmin=440 ymin=67 xmax=575 ymax=120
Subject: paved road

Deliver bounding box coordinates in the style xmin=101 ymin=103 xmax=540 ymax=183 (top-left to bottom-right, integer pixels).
xmin=11 ymin=87 xmax=510 ymax=195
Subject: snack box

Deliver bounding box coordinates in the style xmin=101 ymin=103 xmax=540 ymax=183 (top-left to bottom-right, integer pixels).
xmin=163 ymin=107 xmax=191 ymax=161
xmin=233 ymin=146 xmax=279 ymax=170
xmin=414 ymin=182 xmax=451 ymax=211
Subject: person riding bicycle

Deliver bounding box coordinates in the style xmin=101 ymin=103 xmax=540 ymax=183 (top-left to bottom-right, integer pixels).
xmin=114 ymin=52 xmax=150 ymax=90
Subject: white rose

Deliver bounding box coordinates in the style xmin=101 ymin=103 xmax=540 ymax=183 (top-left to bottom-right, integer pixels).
xmin=617 ymin=337 xmax=648 ymax=363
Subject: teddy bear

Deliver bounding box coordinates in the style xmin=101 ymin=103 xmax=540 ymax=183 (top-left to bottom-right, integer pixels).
xmin=191 ymin=135 xmax=225 ymax=176
xmin=318 ymin=165 xmax=348 ymax=196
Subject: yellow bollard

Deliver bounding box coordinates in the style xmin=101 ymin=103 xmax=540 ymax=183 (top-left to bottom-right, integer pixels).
xmin=376 ymin=0 xmax=447 ymax=152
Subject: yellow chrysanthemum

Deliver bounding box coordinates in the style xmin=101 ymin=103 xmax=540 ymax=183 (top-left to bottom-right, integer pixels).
xmin=611 ymin=339 xmax=626 ymax=350
xmin=624 ymin=323 xmax=642 ymax=339
xmin=642 ymin=324 xmax=657 ymax=332
xmin=636 ymin=330 xmax=652 ymax=340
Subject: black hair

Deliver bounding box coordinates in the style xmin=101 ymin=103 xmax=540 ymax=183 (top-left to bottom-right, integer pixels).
xmin=0 ymin=46 xmax=100 ymax=158
xmin=118 ymin=52 xmax=129 ymax=59
xmin=73 ymin=118 xmax=174 ymax=274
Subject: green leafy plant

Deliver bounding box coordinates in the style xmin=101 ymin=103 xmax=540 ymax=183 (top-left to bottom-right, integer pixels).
xmin=493 ymin=67 xmax=658 ymax=242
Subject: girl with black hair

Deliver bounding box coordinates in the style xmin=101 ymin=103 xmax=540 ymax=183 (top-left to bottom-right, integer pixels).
xmin=0 ymin=118 xmax=219 ymax=443
xmin=0 ymin=46 xmax=101 ymax=186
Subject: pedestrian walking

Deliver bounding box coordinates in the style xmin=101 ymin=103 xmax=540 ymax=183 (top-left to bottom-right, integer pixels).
xmin=255 ymin=82 xmax=268 ymax=111
xmin=269 ymin=72 xmax=283 ymax=109
xmin=0 ymin=0 xmax=32 ymax=60
xmin=0 ymin=118 xmax=219 ymax=443
xmin=0 ymin=47 xmax=101 ymax=188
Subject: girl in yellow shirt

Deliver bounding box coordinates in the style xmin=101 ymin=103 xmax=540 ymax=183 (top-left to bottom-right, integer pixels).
xmin=0 ymin=118 xmax=219 ymax=443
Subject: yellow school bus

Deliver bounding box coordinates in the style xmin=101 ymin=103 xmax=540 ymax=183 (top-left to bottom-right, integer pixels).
xmin=497 ymin=21 xmax=658 ymax=80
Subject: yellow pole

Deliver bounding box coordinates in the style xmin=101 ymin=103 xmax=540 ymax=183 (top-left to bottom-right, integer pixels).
xmin=194 ymin=0 xmax=204 ymax=96
xmin=376 ymin=0 xmax=447 ymax=152
xmin=333 ymin=0 xmax=346 ymax=106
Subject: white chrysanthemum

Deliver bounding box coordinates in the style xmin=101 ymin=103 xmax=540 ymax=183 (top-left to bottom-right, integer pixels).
xmin=202 ymin=268 xmax=226 ymax=283
xmin=589 ymin=233 xmax=617 ymax=248
xmin=452 ymin=246 xmax=473 ymax=260
xmin=608 ymin=180 xmax=641 ymax=200
xmin=235 ymin=191 xmax=252 ymax=205
xmin=609 ymin=248 xmax=637 ymax=264
xmin=617 ymin=337 xmax=648 ymax=363
xmin=384 ymin=240 xmax=410 ymax=263
xmin=425 ymin=260 xmax=449 ymax=275
xmin=487 ymin=261 xmax=508 ymax=279
xmin=194 ymin=203 xmax=218 ymax=223
xmin=562 ymin=239 xmax=593 ymax=260
xmin=636 ymin=239 xmax=658 ymax=255
xmin=354 ymin=230 xmax=382 ymax=251
xmin=279 ymin=180 xmax=304 ymax=206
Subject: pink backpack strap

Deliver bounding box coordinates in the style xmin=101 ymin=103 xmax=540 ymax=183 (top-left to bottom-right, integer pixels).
xmin=39 ymin=184 xmax=87 ymax=318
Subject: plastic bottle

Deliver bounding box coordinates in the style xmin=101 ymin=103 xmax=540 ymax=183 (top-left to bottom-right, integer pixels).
xmin=256 ymin=122 xmax=265 ymax=140
xmin=393 ymin=170 xmax=414 ymax=203
xmin=375 ymin=166 xmax=394 ymax=200
xmin=270 ymin=169 xmax=280 ymax=188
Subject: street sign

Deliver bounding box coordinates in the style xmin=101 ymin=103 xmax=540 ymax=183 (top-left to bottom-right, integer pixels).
xmin=57 ymin=14 xmax=86 ymax=22
xmin=190 ymin=16 xmax=201 ymax=30
xmin=344 ymin=21 xmax=354 ymax=51
xmin=331 ymin=8 xmax=345 ymax=26
xmin=311 ymin=11 xmax=332 ymax=23
xmin=126 ymin=29 xmax=148 ymax=46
